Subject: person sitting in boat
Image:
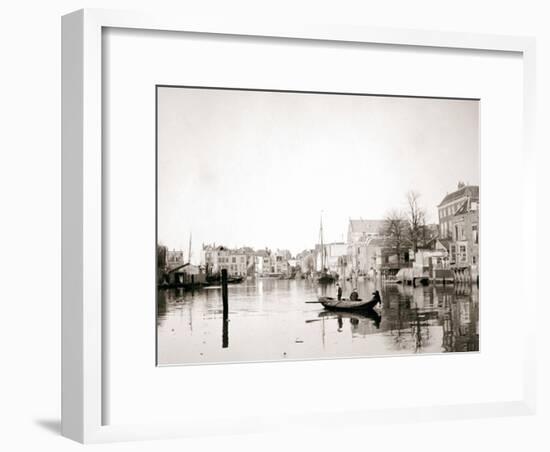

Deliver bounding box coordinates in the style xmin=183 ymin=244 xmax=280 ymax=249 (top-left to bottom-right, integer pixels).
xmin=350 ymin=288 xmax=359 ymax=301
xmin=336 ymin=283 xmax=342 ymax=301
xmin=370 ymin=290 xmax=382 ymax=307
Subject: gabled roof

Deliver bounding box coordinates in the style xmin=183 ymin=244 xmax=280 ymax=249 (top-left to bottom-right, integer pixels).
xmin=366 ymin=237 xmax=392 ymax=247
xmin=436 ymin=238 xmax=452 ymax=251
xmin=348 ymin=219 xmax=386 ymax=234
xmin=365 ymin=236 xmax=413 ymax=248
xmin=438 ymin=185 xmax=479 ymax=207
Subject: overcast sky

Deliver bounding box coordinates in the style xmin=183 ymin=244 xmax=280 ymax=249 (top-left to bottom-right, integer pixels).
xmin=157 ymin=87 xmax=479 ymax=261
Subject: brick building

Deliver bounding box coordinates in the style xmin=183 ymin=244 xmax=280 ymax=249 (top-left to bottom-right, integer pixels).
xmin=437 ymin=183 xmax=479 ymax=239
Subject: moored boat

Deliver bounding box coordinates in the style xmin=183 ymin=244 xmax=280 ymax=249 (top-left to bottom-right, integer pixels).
xmin=316 ymin=213 xmax=336 ymax=284
xmin=318 ymin=296 xmax=381 ymax=311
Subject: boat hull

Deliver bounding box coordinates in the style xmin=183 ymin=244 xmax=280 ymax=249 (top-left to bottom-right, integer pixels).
xmin=318 ymin=296 xmax=380 ymax=311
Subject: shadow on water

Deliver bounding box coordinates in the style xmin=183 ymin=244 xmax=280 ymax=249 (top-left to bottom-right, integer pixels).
xmin=319 ymin=309 xmax=382 ymax=331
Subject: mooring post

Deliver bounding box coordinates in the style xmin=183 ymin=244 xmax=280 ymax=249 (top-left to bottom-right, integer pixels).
xmin=221 ymin=269 xmax=229 ymax=348
xmin=222 ymin=269 xmax=228 ymax=315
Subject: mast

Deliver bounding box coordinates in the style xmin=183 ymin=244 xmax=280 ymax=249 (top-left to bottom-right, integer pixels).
xmin=188 ymin=232 xmax=192 ymax=264
xmin=319 ymin=213 xmax=325 ymax=272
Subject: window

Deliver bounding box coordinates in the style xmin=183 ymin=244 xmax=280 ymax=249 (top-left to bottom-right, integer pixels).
xmin=232 ymin=257 xmax=236 ymax=263
xmin=450 ymin=245 xmax=456 ymax=263
xmin=472 ymin=256 xmax=477 ymax=264
xmin=472 ymin=225 xmax=478 ymax=244
xmin=460 ymin=245 xmax=466 ymax=253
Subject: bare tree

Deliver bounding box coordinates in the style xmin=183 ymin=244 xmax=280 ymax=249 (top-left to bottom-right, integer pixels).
xmin=406 ymin=190 xmax=426 ymax=252
xmin=157 ymin=243 xmax=168 ymax=269
xmin=302 ymin=253 xmax=316 ymax=274
xmin=384 ymin=209 xmax=407 ymax=265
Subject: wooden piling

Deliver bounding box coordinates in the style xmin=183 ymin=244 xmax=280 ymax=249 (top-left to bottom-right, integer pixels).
xmin=222 ymin=269 xmax=228 ymax=316
xmin=221 ymin=269 xmax=229 ymax=348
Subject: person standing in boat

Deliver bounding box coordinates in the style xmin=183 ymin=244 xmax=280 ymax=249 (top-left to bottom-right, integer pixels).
xmin=350 ymin=288 xmax=359 ymax=301
xmin=336 ymin=283 xmax=342 ymax=301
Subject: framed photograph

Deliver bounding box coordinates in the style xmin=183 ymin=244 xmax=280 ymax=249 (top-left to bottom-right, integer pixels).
xmin=62 ymin=9 xmax=537 ymax=443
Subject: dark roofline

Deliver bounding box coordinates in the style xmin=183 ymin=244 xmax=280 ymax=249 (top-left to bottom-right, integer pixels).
xmin=437 ymin=185 xmax=479 ymax=207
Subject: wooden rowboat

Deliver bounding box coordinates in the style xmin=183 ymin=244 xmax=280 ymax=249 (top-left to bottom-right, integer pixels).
xmin=318 ymin=296 xmax=381 ymax=311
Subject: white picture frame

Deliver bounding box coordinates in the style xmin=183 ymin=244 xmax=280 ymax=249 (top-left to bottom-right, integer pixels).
xmin=62 ymin=8 xmax=537 ymax=443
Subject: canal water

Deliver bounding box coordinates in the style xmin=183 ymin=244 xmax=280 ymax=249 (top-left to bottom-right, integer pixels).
xmin=157 ymin=278 xmax=479 ymax=366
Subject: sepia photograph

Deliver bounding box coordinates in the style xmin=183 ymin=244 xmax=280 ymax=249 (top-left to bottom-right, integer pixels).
xmin=156 ymin=86 xmax=480 ymax=366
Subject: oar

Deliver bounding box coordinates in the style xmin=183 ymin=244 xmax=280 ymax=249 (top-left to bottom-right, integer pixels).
xmin=305 ymin=301 xmax=322 ymax=304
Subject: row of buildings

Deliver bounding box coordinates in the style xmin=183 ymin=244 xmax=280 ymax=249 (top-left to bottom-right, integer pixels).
xmin=200 ymin=245 xmax=294 ymax=278
xmin=290 ymin=182 xmax=479 ymax=282
xmin=160 ymin=182 xmax=479 ymax=283
xmin=339 ymin=182 xmax=479 ymax=281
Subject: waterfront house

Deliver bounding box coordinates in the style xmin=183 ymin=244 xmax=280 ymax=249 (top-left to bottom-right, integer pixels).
xmin=413 ymin=248 xmax=450 ymax=281
xmin=371 ymin=237 xmax=413 ymax=277
xmin=448 ymin=200 xmax=479 ymax=281
xmin=253 ymin=248 xmax=292 ymax=277
xmin=166 ymin=249 xmax=185 ymax=266
xmin=272 ymin=249 xmax=292 ymax=276
xmin=435 ymin=187 xmax=479 ymax=282
xmin=201 ymin=244 xmax=253 ymax=277
xmin=437 ymin=182 xmax=479 ymax=239
xmin=218 ymin=248 xmax=250 ymax=277
xmin=164 ymin=262 xmax=206 ymax=286
xmin=349 ymin=238 xmax=379 ymax=277
xmin=346 ymin=219 xmax=386 ymax=275
xmin=254 ymin=249 xmax=270 ymax=276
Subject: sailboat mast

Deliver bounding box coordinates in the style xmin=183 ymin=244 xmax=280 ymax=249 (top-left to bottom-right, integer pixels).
xmin=188 ymin=232 xmax=192 ymax=264
xmin=320 ymin=214 xmax=324 ymax=271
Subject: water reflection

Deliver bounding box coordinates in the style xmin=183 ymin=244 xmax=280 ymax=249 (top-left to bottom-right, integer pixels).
xmin=157 ymin=278 xmax=479 ymax=365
